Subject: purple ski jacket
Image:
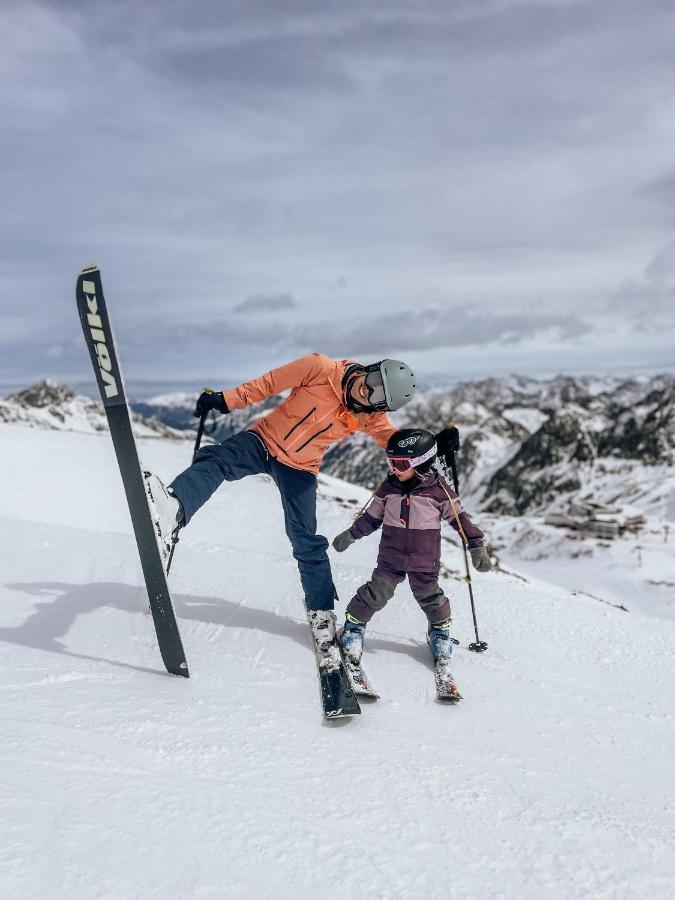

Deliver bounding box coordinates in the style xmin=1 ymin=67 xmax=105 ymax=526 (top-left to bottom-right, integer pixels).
xmin=350 ymin=470 xmax=485 ymax=573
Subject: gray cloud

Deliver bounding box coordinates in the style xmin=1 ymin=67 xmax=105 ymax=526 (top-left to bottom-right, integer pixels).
xmin=294 ymin=307 xmax=588 ymax=357
xmin=232 ymin=293 xmax=296 ymax=314
xmin=1 ymin=0 xmax=674 ymax=385
xmin=171 ymin=304 xmax=587 ymax=357
xmin=610 ymin=241 xmax=675 ymax=323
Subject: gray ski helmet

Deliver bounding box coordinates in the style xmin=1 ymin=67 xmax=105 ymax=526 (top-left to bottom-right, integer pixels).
xmin=364 ymin=359 xmax=416 ymax=411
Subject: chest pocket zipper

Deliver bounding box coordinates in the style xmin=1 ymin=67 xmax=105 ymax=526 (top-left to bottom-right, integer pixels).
xmin=284 ymin=407 xmax=316 ymax=442
xmin=296 ymin=423 xmax=333 ymax=452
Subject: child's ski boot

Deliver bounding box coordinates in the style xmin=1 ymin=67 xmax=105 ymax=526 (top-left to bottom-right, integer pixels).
xmin=340 ymin=616 xmax=378 ymax=699
xmin=427 ymin=620 xmax=463 ymax=703
xmin=339 ymin=616 xmax=365 ymax=665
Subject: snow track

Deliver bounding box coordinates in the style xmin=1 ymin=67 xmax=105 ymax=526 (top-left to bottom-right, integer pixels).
xmin=1 ymin=425 xmax=673 ymax=898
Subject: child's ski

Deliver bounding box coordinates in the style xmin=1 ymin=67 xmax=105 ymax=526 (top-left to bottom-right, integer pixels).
xmin=343 ymin=656 xmax=379 ymax=700
xmin=434 ymin=658 xmax=462 ymax=703
xmin=75 ymin=264 xmax=189 ymax=678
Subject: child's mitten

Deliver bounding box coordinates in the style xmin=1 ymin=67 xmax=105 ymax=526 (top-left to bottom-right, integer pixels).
xmin=470 ymin=545 xmax=491 ymax=572
xmin=332 ymin=529 xmax=356 ymax=552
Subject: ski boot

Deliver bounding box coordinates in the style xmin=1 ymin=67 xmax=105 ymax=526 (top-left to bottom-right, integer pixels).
xmin=339 ymin=614 xmax=366 ymax=666
xmin=339 ymin=616 xmax=378 ymax=699
xmin=427 ymin=620 xmax=453 ymax=661
xmin=307 ymin=609 xmax=341 ymax=672
xmin=143 ymin=471 xmax=184 ymax=566
xmin=427 ymin=619 xmax=463 ymax=703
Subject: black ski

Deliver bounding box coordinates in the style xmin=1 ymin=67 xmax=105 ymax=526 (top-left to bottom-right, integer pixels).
xmin=318 ymin=663 xmax=361 ymax=718
xmin=314 ymin=646 xmax=360 ymax=718
xmin=75 ymin=263 xmax=189 ymax=677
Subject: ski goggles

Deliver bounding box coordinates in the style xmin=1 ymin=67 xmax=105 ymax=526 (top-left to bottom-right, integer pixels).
xmin=386 ymin=443 xmax=437 ymax=473
xmin=363 ymin=368 xmax=387 ymax=411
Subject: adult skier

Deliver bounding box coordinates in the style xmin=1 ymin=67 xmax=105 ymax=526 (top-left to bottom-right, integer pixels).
xmin=143 ymin=354 xmax=416 ymax=655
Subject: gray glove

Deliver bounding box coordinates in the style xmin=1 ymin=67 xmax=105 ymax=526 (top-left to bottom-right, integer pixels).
xmin=332 ymin=529 xmax=356 ymax=552
xmin=470 ymin=545 xmax=491 ymax=573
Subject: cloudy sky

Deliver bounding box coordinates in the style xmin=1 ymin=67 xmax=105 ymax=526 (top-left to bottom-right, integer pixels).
xmin=1 ymin=0 xmax=674 ymax=393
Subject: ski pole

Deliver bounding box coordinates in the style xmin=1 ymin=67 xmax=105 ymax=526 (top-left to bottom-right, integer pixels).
xmin=439 ymin=427 xmax=488 ymax=653
xmin=167 ymin=408 xmax=210 ymax=575
xmin=192 ymin=408 xmax=209 ymax=463
xmin=352 ymin=477 xmax=388 ymax=521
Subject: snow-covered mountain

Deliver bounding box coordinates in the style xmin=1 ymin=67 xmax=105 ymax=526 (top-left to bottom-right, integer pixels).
xmin=0 ymin=379 xmax=192 ymax=440
xmin=1 ymin=420 xmax=674 ymax=898
xmin=133 ymin=373 xmax=675 ymax=520
xmin=133 ymin=390 xmax=281 ymax=438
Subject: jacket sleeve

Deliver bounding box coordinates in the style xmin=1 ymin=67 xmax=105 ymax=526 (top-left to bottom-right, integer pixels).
xmin=350 ymin=483 xmax=388 ymax=539
xmin=355 ymin=412 xmax=397 ymax=450
xmin=437 ymin=478 xmax=485 ymax=549
xmin=223 ymin=353 xmax=331 ymax=410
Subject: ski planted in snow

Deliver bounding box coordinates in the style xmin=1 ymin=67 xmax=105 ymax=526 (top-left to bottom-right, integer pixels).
xmin=75 ymin=263 xmax=189 ymax=677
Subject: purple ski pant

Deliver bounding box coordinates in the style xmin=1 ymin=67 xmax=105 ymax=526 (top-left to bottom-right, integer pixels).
xmin=346 ymin=564 xmax=450 ymax=626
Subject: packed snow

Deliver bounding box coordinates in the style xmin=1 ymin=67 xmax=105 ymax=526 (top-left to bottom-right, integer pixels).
xmin=1 ymin=423 xmax=674 ymax=899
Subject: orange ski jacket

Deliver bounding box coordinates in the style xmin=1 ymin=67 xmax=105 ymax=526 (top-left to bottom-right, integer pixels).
xmin=223 ymin=353 xmax=396 ymax=474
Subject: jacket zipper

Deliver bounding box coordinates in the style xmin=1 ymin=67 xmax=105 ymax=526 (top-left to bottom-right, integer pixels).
xmin=284 ymin=407 xmax=316 ymax=441
xmin=400 ymin=495 xmax=411 ymax=526
xmin=288 ymin=406 xmax=333 ymax=451
xmin=296 ymin=423 xmax=333 ymax=452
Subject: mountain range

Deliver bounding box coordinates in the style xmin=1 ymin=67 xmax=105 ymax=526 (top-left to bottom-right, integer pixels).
xmin=2 ymin=374 xmax=673 ymax=521
xmin=134 ymin=373 xmax=675 ymax=519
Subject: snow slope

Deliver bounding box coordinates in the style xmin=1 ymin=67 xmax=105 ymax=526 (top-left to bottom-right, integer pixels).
xmin=1 ymin=424 xmax=674 ymax=899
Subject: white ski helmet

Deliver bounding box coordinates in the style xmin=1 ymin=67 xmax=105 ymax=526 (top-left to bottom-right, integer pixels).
xmin=363 ymin=359 xmax=416 ymax=411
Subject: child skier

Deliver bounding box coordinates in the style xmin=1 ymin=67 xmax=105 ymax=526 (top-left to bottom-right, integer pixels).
xmin=331 ymin=428 xmax=490 ymax=699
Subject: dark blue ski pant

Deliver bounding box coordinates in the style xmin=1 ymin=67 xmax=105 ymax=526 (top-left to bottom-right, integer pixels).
xmin=169 ymin=430 xmax=337 ymax=611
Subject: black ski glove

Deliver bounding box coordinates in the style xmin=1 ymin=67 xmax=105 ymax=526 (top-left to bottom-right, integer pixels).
xmin=194 ymin=389 xmax=229 ymax=418
xmin=435 ymin=425 xmax=461 ymax=458
xmin=332 ymin=529 xmax=356 ymax=552
xmin=470 ymin=545 xmax=491 ymax=573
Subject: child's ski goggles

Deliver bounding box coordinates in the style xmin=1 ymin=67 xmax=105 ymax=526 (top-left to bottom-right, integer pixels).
xmin=386 ymin=443 xmax=437 ymax=473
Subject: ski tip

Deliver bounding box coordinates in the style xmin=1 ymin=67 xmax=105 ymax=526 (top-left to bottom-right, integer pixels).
xmin=79 ymin=262 xmax=99 ymax=276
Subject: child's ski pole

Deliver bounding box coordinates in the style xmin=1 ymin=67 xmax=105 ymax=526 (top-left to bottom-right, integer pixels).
xmin=439 ymin=425 xmax=488 ymax=653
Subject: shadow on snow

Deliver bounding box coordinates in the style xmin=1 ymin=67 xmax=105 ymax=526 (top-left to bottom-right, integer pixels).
xmin=1 ymin=580 xmax=430 ymax=674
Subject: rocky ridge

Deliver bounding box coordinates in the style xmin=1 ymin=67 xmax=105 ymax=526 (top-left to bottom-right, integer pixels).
xmin=0 ymin=379 xmax=191 ymax=440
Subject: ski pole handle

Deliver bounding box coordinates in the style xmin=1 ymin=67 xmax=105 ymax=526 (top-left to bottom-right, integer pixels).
xmin=447 ymin=449 xmax=460 ymax=494
xmin=193 ymin=410 xmax=208 ymax=463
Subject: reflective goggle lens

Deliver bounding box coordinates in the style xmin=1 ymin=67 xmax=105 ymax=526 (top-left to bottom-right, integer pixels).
xmin=365 ymin=371 xmax=387 ymax=409
xmin=387 ymin=456 xmax=412 ymax=472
